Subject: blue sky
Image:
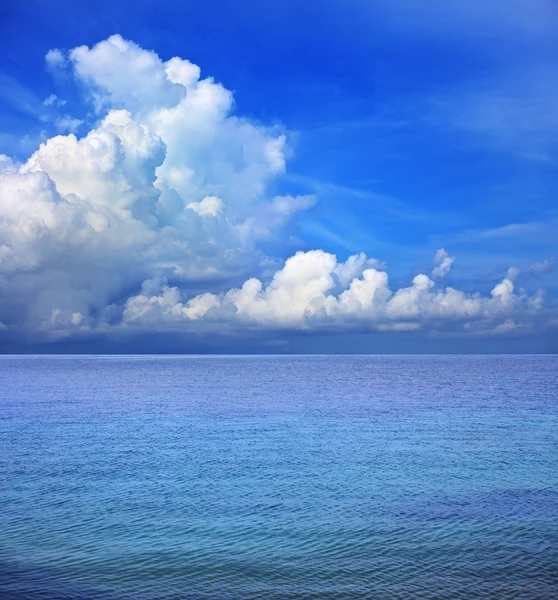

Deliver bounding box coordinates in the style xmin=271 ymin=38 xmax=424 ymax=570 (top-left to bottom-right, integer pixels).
xmin=0 ymin=0 xmax=557 ymax=352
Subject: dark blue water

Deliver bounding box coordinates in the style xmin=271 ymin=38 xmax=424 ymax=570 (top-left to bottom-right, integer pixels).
xmin=1 ymin=355 xmax=557 ymax=599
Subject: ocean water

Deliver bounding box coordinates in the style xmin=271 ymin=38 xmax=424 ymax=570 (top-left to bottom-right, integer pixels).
xmin=1 ymin=355 xmax=557 ymax=600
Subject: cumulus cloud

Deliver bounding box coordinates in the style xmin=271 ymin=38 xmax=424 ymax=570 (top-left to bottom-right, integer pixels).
xmin=0 ymin=35 xmax=551 ymax=343
xmin=0 ymin=36 xmax=316 ymax=337
xmin=121 ymin=250 xmax=543 ymax=336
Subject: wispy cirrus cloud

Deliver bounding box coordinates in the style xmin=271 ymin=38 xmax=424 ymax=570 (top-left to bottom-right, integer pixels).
xmin=425 ymin=65 xmax=558 ymax=162
xmin=445 ymin=219 xmax=558 ymax=245
xmin=0 ymin=71 xmax=46 ymax=119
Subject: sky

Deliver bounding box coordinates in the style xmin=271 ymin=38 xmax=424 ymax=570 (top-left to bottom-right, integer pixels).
xmin=0 ymin=0 xmax=557 ymax=353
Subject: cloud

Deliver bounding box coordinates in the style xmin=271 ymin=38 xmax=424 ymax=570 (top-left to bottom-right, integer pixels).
xmin=530 ymin=258 xmax=556 ymax=276
xmin=54 ymin=116 xmax=83 ymax=133
xmin=447 ymin=219 xmax=558 ymax=246
xmin=186 ymin=196 xmax=224 ymax=217
xmin=424 ymin=63 xmax=558 ymax=163
xmin=45 ymin=49 xmax=66 ymax=70
xmin=121 ymin=249 xmax=544 ymax=336
xmin=431 ymin=248 xmax=455 ymax=278
xmin=0 ymin=72 xmax=45 ymax=119
xmin=43 ymin=94 xmax=66 ymax=108
xmin=0 ymin=35 xmax=552 ymax=345
xmin=372 ymin=0 xmax=557 ymax=41
xmin=0 ymin=36 xmax=313 ymax=338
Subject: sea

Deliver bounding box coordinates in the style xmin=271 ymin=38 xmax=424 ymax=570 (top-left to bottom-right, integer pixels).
xmin=1 ymin=355 xmax=557 ymax=599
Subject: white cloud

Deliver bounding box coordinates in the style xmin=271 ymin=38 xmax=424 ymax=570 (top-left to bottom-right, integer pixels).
xmin=121 ymin=249 xmax=544 ymax=335
xmin=0 ymin=154 xmax=17 ymax=174
xmin=0 ymin=35 xmax=551 ymax=343
xmin=431 ymin=248 xmax=455 ymax=278
xmin=45 ymin=49 xmax=66 ymax=70
xmin=54 ymin=116 xmax=83 ymax=133
xmin=70 ymin=35 xmax=187 ymax=114
xmin=43 ymin=94 xmax=66 ymax=107
xmin=0 ymin=35 xmax=313 ymax=338
xmin=186 ymin=196 xmax=224 ymax=217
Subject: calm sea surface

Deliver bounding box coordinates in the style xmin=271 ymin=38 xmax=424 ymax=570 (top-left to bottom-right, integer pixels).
xmin=1 ymin=355 xmax=557 ymax=599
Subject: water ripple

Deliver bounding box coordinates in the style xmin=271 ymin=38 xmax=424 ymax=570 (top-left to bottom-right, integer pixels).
xmin=1 ymin=355 xmax=557 ymax=599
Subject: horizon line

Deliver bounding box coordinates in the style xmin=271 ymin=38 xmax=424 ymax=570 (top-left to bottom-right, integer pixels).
xmin=1 ymin=353 xmax=557 ymax=358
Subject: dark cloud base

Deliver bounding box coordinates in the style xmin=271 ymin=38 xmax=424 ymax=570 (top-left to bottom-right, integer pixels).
xmin=1 ymin=329 xmax=556 ymax=355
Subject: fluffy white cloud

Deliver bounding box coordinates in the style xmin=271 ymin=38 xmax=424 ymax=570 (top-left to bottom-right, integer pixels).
xmin=186 ymin=196 xmax=224 ymax=217
xmin=121 ymin=249 xmax=543 ymax=335
xmin=0 ymin=35 xmax=550 ymax=343
xmin=0 ymin=36 xmax=312 ymax=337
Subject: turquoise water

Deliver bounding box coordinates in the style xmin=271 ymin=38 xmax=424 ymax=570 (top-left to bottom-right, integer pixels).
xmin=1 ymin=355 xmax=557 ymax=599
